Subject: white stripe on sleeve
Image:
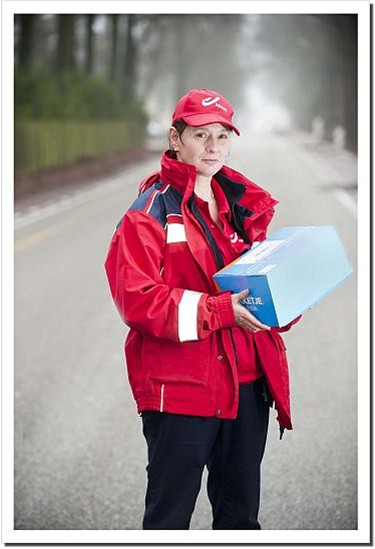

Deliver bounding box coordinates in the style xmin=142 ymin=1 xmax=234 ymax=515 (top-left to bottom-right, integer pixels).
xmin=166 ymin=223 xmax=187 ymax=243
xmin=178 ymin=290 xmax=203 ymax=342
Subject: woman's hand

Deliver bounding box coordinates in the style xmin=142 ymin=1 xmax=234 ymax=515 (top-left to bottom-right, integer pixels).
xmin=231 ymin=289 xmax=271 ymax=333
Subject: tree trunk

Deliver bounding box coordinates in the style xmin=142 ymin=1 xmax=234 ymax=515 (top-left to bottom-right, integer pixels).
xmin=341 ymin=16 xmax=357 ymax=152
xmin=109 ymin=15 xmax=118 ymax=83
xmin=56 ymin=15 xmax=76 ymax=71
xmin=85 ymin=14 xmax=95 ymax=74
xmin=174 ymin=15 xmax=189 ymax=103
xmin=18 ymin=14 xmax=37 ymax=69
xmin=122 ymin=15 xmax=137 ymax=100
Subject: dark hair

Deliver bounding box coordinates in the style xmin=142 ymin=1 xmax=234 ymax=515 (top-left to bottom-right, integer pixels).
xmin=169 ymin=118 xmax=188 ymax=158
xmin=172 ymin=119 xmax=188 ymax=136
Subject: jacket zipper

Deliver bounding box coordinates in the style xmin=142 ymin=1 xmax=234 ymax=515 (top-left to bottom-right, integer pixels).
xmin=229 ymin=328 xmax=239 ymax=370
xmin=188 ymin=197 xmax=225 ymax=270
xmin=189 ymin=195 xmax=240 ymax=376
xmin=160 ymin=384 xmax=165 ymax=412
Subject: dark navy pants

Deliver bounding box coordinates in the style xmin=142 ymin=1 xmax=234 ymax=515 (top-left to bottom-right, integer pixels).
xmin=141 ymin=378 xmax=270 ymax=530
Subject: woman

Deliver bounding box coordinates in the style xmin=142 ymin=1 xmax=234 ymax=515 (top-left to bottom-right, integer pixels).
xmin=105 ymin=88 xmax=300 ymax=530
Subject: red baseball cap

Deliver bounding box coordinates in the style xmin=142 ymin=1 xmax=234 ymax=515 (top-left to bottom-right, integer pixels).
xmin=172 ymin=88 xmax=240 ymax=136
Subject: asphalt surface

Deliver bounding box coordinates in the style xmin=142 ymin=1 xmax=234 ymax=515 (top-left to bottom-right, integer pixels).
xmin=14 ymin=131 xmax=359 ymax=533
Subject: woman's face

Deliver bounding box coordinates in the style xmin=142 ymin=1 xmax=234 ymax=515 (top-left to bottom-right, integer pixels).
xmin=170 ymin=123 xmax=231 ymax=179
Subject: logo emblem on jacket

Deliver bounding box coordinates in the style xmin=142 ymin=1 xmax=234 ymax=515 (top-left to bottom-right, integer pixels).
xmin=230 ymin=232 xmax=244 ymax=244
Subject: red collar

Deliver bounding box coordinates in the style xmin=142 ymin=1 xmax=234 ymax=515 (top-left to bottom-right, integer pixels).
xmin=160 ymin=150 xmax=197 ymax=196
xmin=159 ymin=150 xmax=243 ymax=204
xmin=152 ymin=150 xmax=279 ymax=215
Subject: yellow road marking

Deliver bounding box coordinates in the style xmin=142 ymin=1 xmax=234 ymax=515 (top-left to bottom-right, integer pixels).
xmin=14 ymin=216 xmax=78 ymax=253
xmin=14 ymin=195 xmax=117 ymax=253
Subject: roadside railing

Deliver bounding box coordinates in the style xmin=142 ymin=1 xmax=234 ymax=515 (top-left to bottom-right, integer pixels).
xmin=15 ymin=120 xmax=145 ymax=177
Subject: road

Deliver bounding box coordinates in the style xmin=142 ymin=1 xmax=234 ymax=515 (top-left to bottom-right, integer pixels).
xmin=14 ymin=131 xmax=358 ymax=533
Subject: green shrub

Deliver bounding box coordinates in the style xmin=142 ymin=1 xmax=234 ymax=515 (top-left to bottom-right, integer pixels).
xmin=14 ymin=69 xmax=148 ymax=175
xmin=15 ymin=68 xmax=148 ymax=123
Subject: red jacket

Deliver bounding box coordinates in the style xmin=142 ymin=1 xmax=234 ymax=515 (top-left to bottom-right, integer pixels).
xmin=105 ymin=151 xmax=299 ymax=433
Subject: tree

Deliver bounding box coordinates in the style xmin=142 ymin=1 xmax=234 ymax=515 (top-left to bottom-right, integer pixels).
xmin=56 ymin=14 xmax=76 ymax=71
xmin=85 ymin=14 xmax=96 ymax=74
xmin=108 ymin=15 xmax=119 ymax=83
xmin=17 ymin=14 xmax=37 ymax=69
xmin=253 ymin=14 xmax=357 ymax=150
xmin=122 ymin=14 xmax=137 ymax=101
xmin=136 ymin=14 xmax=249 ymax=119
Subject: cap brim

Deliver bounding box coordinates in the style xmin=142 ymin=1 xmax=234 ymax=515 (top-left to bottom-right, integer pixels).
xmin=180 ymin=113 xmax=240 ymax=136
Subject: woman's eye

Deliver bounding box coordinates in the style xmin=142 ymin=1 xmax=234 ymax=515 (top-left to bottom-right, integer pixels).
xmin=219 ymin=134 xmax=228 ymax=139
xmin=196 ymin=132 xmax=206 ymax=138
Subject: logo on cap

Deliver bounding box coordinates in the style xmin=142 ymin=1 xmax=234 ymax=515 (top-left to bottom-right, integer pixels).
xmin=201 ymin=96 xmax=228 ymax=112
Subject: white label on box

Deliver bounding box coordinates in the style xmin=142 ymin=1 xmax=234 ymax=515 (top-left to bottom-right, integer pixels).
xmin=241 ymin=296 xmax=264 ymax=306
xmin=236 ymin=240 xmax=285 ymax=265
xmin=258 ymin=264 xmax=277 ymax=274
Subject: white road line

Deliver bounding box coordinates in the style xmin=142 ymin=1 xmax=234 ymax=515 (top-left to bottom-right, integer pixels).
xmin=15 ymin=181 xmax=123 ymax=231
xmin=15 ymin=160 xmax=158 ymax=231
xmin=334 ymin=189 xmax=357 ymax=218
xmin=294 ymin=145 xmax=357 ymax=219
xmin=299 ymin=151 xmax=337 ymax=182
xmin=15 ymin=177 xmax=126 ymax=230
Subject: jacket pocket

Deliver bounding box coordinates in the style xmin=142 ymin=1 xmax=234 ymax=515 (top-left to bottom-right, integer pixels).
xmin=125 ymin=330 xmax=145 ymax=398
xmin=144 ymin=337 xmax=212 ymax=387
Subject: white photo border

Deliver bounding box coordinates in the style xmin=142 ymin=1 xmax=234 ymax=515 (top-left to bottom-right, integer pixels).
xmin=2 ymin=0 xmax=371 ymax=545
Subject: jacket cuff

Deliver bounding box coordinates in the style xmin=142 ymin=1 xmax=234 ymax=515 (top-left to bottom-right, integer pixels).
xmin=272 ymin=314 xmax=303 ymax=333
xmin=207 ymin=292 xmax=236 ymax=329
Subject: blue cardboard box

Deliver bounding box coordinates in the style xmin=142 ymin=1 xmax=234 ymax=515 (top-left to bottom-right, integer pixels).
xmin=213 ymin=226 xmax=353 ymax=327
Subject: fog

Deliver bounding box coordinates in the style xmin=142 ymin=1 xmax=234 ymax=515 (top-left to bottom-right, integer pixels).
xmin=15 ymin=14 xmax=357 ymax=150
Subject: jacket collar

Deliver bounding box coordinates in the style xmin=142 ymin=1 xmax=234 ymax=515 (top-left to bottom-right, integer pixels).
xmin=160 ymin=150 xmax=247 ymax=203
xmin=159 ymin=150 xmax=278 ymax=212
xmin=160 ymin=150 xmax=197 ymax=197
